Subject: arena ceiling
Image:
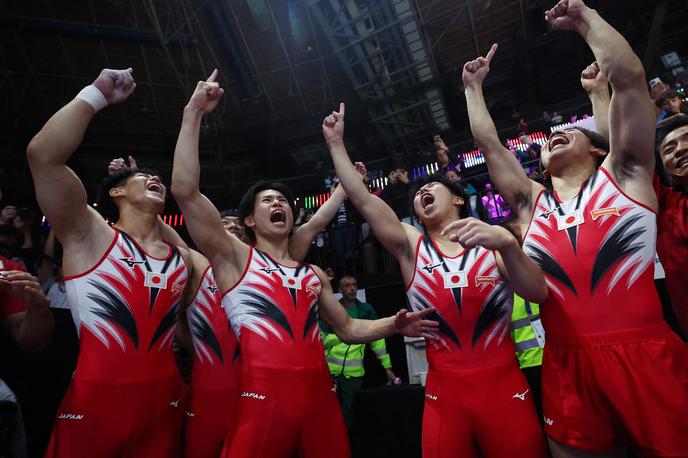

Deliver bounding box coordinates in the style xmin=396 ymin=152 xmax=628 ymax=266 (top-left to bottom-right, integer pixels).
xmin=1 ymin=0 xmax=687 ymax=209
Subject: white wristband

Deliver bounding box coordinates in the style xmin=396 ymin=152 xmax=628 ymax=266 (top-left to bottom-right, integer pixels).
xmin=75 ymin=85 xmax=108 ymax=112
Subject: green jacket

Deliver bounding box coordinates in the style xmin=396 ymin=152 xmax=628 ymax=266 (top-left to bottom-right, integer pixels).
xmin=320 ymin=299 xmax=392 ymax=378
xmin=510 ymin=294 xmax=544 ymax=369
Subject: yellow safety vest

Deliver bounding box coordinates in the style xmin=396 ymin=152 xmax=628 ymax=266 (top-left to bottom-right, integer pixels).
xmin=510 ymin=294 xmax=544 ymax=368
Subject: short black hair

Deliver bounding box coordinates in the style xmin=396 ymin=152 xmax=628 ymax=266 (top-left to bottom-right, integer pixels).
xmin=238 ymin=181 xmax=296 ymax=242
xmin=220 ymin=209 xmax=240 ymax=219
xmin=96 ymin=167 xmax=161 ymax=222
xmin=656 ymin=115 xmax=688 ymax=150
xmin=655 ymin=115 xmax=688 ymax=191
xmin=409 ymin=173 xmax=470 ymax=221
xmin=572 ymin=127 xmax=609 ymax=154
xmin=655 ymin=89 xmax=680 ymax=109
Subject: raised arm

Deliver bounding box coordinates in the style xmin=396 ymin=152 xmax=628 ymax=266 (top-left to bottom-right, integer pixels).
xmin=171 ymin=70 xmax=248 ymax=272
xmin=26 ymin=69 xmax=135 ymax=246
xmin=581 ymin=62 xmax=611 ymax=143
xmin=314 ymin=266 xmax=438 ymax=343
xmin=323 ymin=104 xmax=417 ymax=272
xmin=441 ymin=218 xmax=548 ymax=303
xmin=462 ymin=45 xmax=543 ymax=219
xmin=289 ymin=184 xmax=346 ymax=261
xmin=546 ymin=0 xmax=655 ymax=185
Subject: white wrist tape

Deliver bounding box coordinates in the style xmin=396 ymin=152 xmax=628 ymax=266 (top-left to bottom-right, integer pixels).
xmin=75 ymin=85 xmax=108 ymax=112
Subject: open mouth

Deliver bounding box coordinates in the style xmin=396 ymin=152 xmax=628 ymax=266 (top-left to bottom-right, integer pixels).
xmin=146 ymin=182 xmax=163 ymax=196
xmin=270 ymin=210 xmax=286 ymax=224
xmin=548 ymin=134 xmax=569 ymax=151
xmin=421 ymin=193 xmax=435 ymax=209
xmin=676 ymin=156 xmax=688 ymax=170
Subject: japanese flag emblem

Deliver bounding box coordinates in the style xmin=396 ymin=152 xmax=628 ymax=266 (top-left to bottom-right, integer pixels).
xmin=443 ymin=271 xmax=468 ymax=289
xmin=281 ymin=275 xmax=302 ymax=290
xmin=145 ymin=271 xmax=168 ymax=289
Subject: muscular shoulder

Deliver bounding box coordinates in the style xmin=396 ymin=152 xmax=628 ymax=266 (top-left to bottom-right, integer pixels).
xmin=401 ymin=223 xmax=422 ymax=252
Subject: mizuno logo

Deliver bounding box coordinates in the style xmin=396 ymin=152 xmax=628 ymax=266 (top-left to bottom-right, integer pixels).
xmin=260 ymin=267 xmax=280 ymax=275
xmin=512 ymin=389 xmax=529 ymax=401
xmin=422 ymin=263 xmax=443 ymax=273
xmin=241 ymin=391 xmax=266 ymax=400
xmin=120 ymin=257 xmax=145 ymax=268
xmin=169 ymin=399 xmax=180 ymax=408
xmin=544 ymin=416 xmax=554 ymax=426
xmin=425 ymin=394 xmax=438 ymax=401
xmin=57 ymin=413 xmax=84 ymax=420
xmin=538 ymin=209 xmax=556 ymax=219
xmin=206 ymin=284 xmax=218 ymax=293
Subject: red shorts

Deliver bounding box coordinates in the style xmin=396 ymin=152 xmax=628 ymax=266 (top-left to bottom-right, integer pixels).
xmin=542 ymin=323 xmax=688 ymax=455
xmin=222 ymin=365 xmax=350 ymax=458
xmin=183 ymin=386 xmax=239 ymax=458
xmin=422 ymin=364 xmax=547 ymax=458
xmin=44 ymin=376 xmax=185 ymax=458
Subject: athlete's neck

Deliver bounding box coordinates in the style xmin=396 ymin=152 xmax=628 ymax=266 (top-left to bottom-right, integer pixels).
xmin=551 ymin=166 xmax=596 ymax=202
xmin=254 ymin=236 xmax=294 ymax=266
xmin=426 ymin=218 xmax=463 ymax=255
xmin=114 ymin=208 xmax=162 ymax=245
xmin=426 ymin=215 xmax=460 ymax=241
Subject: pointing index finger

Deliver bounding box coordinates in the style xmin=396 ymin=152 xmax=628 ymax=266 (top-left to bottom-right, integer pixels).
xmin=485 ymin=43 xmax=498 ymax=62
xmin=207 ymin=69 xmax=219 ymax=83
xmin=338 ymin=102 xmax=345 ymax=117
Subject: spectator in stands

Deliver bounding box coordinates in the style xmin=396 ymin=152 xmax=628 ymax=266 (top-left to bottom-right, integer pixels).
xmin=379 ymin=166 xmax=412 ymax=224
xmin=219 ymin=209 xmax=246 ymax=242
xmin=320 ymin=275 xmax=398 ymax=430
xmin=433 ymin=135 xmax=459 ymax=174
xmin=0 ymin=206 xmax=16 ymax=226
xmin=481 ymin=183 xmax=511 ymax=222
xmin=655 ymin=89 xmax=687 ymax=116
xmin=550 ymin=111 xmax=563 ymax=125
xmin=330 ymin=179 xmax=357 ymax=275
xmin=518 ymin=133 xmax=542 ymax=162
xmin=1 ymin=250 xmax=54 ymax=457
xmin=0 ymin=225 xmax=25 ymax=268
xmin=518 ymin=118 xmax=529 ymax=134
xmin=655 ymin=114 xmax=688 ymax=337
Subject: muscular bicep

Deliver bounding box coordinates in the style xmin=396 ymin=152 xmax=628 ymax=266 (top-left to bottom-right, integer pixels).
xmin=175 ymin=191 xmax=247 ymax=268
xmin=356 ymin=194 xmax=416 ymax=263
xmin=29 ymin=162 xmax=99 ymax=242
xmin=606 ymin=85 xmax=656 ymax=180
